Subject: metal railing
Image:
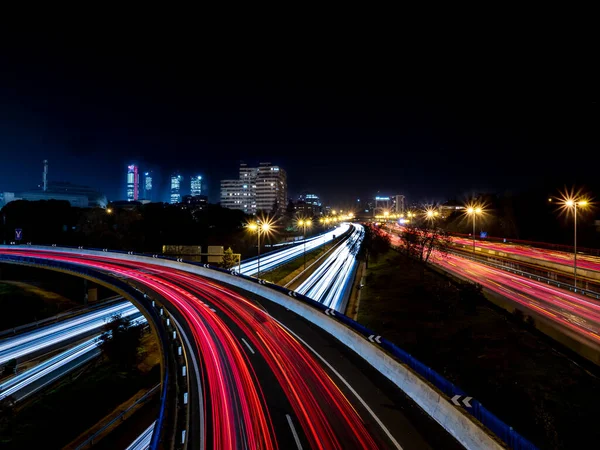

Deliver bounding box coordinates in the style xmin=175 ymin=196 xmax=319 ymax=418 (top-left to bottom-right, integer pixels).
xmin=75 ymin=384 xmax=160 ymax=449
xmin=449 ymin=249 xmax=600 ymax=300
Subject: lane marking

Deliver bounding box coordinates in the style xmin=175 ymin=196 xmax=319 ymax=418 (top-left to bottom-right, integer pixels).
xmin=276 ymin=320 xmax=403 ymax=449
xmin=240 ymin=337 xmax=255 ymax=354
xmin=286 ymin=414 xmax=303 ymax=450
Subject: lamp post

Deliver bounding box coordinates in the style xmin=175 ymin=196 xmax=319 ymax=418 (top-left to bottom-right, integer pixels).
xmin=247 ymin=221 xmax=271 ymax=279
xmin=466 ymin=206 xmax=483 ymax=253
xmin=298 ymin=219 xmax=312 ymax=271
xmin=564 ymin=199 xmax=588 ymax=290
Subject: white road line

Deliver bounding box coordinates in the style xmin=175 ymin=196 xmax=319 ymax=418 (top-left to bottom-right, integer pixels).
xmin=277 ymin=320 xmax=403 ymax=450
xmin=240 ymin=337 xmax=255 ymax=354
xmin=286 ymin=414 xmax=303 ymax=450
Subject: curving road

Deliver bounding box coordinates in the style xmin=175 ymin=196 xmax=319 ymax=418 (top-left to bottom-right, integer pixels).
xmin=296 ymin=224 xmax=364 ymax=311
xmin=0 ymin=248 xmax=461 ymax=450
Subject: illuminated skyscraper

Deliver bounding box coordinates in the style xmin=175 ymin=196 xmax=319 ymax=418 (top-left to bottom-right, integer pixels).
xmin=126 ymin=164 xmax=139 ymax=201
xmin=190 ymin=175 xmax=202 ymax=196
xmin=170 ymin=174 xmax=182 ymax=204
xmin=143 ymin=172 xmax=153 ymax=200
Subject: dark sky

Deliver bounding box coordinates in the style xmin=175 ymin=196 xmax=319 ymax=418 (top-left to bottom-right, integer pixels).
xmin=0 ymin=35 xmax=597 ymax=206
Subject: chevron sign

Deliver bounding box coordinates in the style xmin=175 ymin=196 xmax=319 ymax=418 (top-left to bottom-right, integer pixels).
xmin=451 ymin=395 xmax=472 ymax=408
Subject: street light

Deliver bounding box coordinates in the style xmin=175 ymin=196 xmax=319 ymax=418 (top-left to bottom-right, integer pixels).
xmin=465 ymin=205 xmax=483 ymax=253
xmin=562 ymin=198 xmax=588 ymax=290
xmin=247 ymin=220 xmax=272 ymax=279
xmin=297 ymin=218 xmax=312 ymax=271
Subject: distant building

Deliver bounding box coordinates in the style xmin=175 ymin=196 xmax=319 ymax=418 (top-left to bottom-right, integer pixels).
xmin=182 ymin=194 xmax=208 ymax=209
xmin=126 ymin=164 xmax=140 ymax=201
xmin=255 ymin=162 xmax=287 ymax=212
xmin=170 ymin=174 xmax=182 ymax=204
xmin=297 ymin=192 xmax=322 ymax=216
xmin=1 ymin=160 xmax=107 ymax=209
xmin=220 ymin=162 xmax=286 ymax=215
xmin=143 ymin=172 xmax=153 ymax=200
xmin=220 ymin=179 xmax=245 ymax=211
xmin=191 ymin=175 xmax=202 ymax=197
xmin=2 ymin=182 xmax=107 ymax=209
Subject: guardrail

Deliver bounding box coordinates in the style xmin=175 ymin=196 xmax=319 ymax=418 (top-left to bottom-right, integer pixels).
xmin=450 ymin=249 xmax=600 ymax=300
xmin=0 ymin=251 xmax=175 ymax=450
xmin=446 ymin=231 xmax=600 ymax=257
xmin=0 ymin=244 xmax=537 ymax=449
xmin=75 ymin=384 xmax=160 ymax=449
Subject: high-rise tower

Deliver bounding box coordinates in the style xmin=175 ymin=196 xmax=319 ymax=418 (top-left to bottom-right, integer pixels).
xmin=191 ymin=175 xmax=202 ymax=196
xmin=170 ymin=174 xmax=182 ymax=204
xmin=126 ymin=164 xmax=139 ymax=201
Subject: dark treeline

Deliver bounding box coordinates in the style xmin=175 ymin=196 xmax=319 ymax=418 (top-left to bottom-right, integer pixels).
xmin=0 ymin=200 xmax=259 ymax=257
xmin=0 ymin=200 xmax=328 ymax=258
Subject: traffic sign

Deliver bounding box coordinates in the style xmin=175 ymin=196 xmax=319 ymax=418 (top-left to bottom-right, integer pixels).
xmin=15 ymin=228 xmax=22 ymax=241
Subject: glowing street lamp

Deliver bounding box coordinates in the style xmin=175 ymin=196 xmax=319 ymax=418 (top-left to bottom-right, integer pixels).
xmin=465 ymin=205 xmax=483 ymax=253
xmin=562 ymin=198 xmax=589 ymax=289
xmin=297 ymin=218 xmax=312 ymax=271
xmin=247 ymin=219 xmax=272 ymax=278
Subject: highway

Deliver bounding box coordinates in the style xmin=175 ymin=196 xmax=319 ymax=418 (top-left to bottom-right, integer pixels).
xmin=239 ymin=224 xmax=350 ymax=276
xmin=0 ymin=248 xmax=462 ymax=450
xmin=383 ymin=227 xmax=600 ymax=347
xmin=0 ymin=315 xmax=147 ymax=402
xmin=296 ymin=224 xmax=364 ymax=311
xmin=433 ymin=252 xmax=600 ymax=345
xmin=450 ymin=235 xmax=600 ymax=272
xmin=0 ymin=301 xmax=140 ymax=365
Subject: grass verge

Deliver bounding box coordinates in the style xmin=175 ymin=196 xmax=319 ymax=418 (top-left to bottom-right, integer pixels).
xmin=261 ymin=242 xmax=335 ymax=284
xmin=357 ymin=249 xmax=600 ymax=449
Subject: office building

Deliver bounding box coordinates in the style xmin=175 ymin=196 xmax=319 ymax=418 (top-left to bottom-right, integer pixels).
xmin=220 ymin=162 xmax=286 ymax=215
xmin=191 ymin=175 xmax=202 ymax=196
xmin=220 ymin=179 xmax=245 ymax=211
xmin=255 ymin=162 xmax=287 ymax=212
xmin=143 ymin=172 xmax=153 ymax=200
xmin=126 ymin=164 xmax=140 ymax=201
xmin=170 ymin=174 xmax=182 ymax=204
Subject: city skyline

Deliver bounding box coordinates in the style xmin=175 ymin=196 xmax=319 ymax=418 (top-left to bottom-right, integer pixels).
xmin=1 ymin=47 xmax=597 ymax=206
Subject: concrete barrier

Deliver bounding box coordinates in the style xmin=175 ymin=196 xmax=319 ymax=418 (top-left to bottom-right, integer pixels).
xmin=0 ymin=246 xmax=509 ymax=449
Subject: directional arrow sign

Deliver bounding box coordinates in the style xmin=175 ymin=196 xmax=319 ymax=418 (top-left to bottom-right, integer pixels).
xmin=324 ymin=308 xmax=336 ymax=316
xmin=451 ymin=395 xmax=473 ymax=408
xmin=368 ymin=335 xmax=382 ymax=344
xmin=15 ymin=229 xmax=22 ymax=241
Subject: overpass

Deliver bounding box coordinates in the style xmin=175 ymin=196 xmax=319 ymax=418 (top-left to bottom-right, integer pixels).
xmin=0 ymin=245 xmax=531 ymax=449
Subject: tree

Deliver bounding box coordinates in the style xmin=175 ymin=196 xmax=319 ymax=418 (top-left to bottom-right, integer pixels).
xmin=99 ymin=314 xmax=143 ymax=371
xmin=399 ymin=223 xmax=451 ymax=264
xmin=221 ymin=247 xmax=238 ymax=269
xmin=359 ymin=224 xmax=391 ymax=268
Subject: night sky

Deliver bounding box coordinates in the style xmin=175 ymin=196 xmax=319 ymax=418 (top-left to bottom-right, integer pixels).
xmin=1 ymin=38 xmax=597 ymax=206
